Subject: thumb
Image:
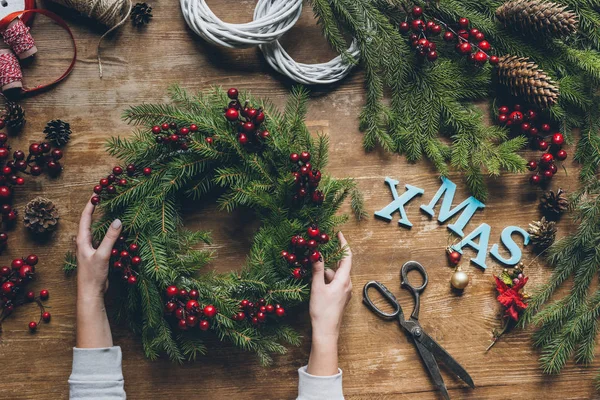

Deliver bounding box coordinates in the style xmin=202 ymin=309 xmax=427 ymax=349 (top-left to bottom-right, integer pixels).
xmin=311 ymin=259 xmax=325 ymax=289
xmin=97 ymin=219 xmax=123 ymax=257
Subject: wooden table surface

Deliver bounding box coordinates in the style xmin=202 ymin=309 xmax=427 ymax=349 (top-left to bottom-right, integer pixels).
xmin=0 ymin=1 xmax=596 ymax=399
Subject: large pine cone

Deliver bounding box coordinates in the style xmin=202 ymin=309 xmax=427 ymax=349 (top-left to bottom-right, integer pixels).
xmin=497 ymin=55 xmax=559 ymax=108
xmin=496 ymin=0 xmax=578 ymax=38
xmin=528 ymin=217 xmax=557 ymax=251
xmin=539 ymin=188 xmax=568 ymax=220
xmin=23 ymin=197 xmax=59 ymax=234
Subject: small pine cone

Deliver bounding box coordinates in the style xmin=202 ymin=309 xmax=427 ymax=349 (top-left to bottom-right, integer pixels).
xmin=4 ymin=100 xmax=25 ymax=132
xmin=131 ymin=3 xmax=153 ymax=26
xmin=496 ymin=0 xmax=578 ymax=38
xmin=539 ymin=188 xmax=568 ymax=220
xmin=497 ymin=55 xmax=559 ymax=108
xmin=44 ymin=120 xmax=71 ymax=147
xmin=528 ymin=217 xmax=557 ymax=251
xmin=23 ymin=197 xmax=59 ymax=234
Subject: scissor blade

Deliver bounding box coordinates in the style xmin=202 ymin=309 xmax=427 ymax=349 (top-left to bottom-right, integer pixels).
xmin=414 ymin=339 xmax=450 ymax=400
xmin=418 ymin=332 xmax=475 ymax=389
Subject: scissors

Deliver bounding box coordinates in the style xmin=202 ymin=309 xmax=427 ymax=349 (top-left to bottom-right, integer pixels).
xmin=362 ymin=261 xmax=475 ymax=399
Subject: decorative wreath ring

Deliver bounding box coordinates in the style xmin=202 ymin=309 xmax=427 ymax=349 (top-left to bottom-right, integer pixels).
xmin=65 ymin=86 xmax=363 ymax=364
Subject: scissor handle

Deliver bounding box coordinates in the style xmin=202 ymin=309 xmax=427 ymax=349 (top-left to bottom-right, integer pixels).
xmin=400 ymin=261 xmax=428 ymax=320
xmin=362 ymin=281 xmax=403 ymax=320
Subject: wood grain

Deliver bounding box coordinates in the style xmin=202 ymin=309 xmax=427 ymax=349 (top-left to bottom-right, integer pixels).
xmin=0 ymin=1 xmax=597 ymax=399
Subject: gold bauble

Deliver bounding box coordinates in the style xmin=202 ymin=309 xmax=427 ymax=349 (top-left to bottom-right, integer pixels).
xmin=450 ymin=269 xmax=469 ymax=290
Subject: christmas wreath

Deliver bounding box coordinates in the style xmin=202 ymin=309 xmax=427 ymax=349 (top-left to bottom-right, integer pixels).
xmin=64 ymin=86 xmax=363 ymax=364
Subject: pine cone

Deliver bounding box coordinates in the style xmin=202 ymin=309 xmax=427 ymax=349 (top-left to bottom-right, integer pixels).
xmin=497 ymin=55 xmax=559 ymax=108
xmin=496 ymin=0 xmax=578 ymax=38
xmin=23 ymin=197 xmax=59 ymax=234
xmin=528 ymin=217 xmax=557 ymax=251
xmin=131 ymin=3 xmax=153 ymax=26
xmin=3 ymin=100 xmax=25 ymax=132
xmin=539 ymin=188 xmax=568 ymax=220
xmin=44 ymin=120 xmax=71 ymax=147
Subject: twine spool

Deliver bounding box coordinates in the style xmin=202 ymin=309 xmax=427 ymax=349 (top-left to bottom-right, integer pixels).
xmin=0 ymin=49 xmax=23 ymax=91
xmin=2 ymin=18 xmax=37 ymax=60
xmin=180 ymin=0 xmax=359 ymax=85
xmin=48 ymin=0 xmax=132 ymax=77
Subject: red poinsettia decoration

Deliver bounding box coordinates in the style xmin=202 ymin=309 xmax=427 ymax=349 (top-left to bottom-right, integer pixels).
xmin=494 ymin=275 xmax=528 ymax=321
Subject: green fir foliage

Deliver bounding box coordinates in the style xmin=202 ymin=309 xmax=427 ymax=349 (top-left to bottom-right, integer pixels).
xmin=64 ymin=86 xmax=362 ymax=365
xmin=308 ymin=0 xmax=600 ymax=200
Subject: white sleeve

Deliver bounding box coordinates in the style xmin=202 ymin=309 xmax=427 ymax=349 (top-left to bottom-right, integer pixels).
xmin=68 ymin=346 xmax=126 ymax=400
xmin=297 ymin=365 xmax=344 ymax=400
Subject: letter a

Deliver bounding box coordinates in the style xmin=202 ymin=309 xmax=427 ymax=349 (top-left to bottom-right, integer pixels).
xmin=451 ymin=223 xmax=491 ymax=269
xmin=374 ymin=177 xmax=424 ymax=228
xmin=420 ymin=177 xmax=485 ymax=237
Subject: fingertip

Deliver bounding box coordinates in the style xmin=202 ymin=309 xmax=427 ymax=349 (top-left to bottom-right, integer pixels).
xmin=110 ymin=219 xmax=122 ymax=230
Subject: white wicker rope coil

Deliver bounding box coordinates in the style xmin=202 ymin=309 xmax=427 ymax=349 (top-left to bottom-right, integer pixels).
xmin=179 ymin=0 xmax=302 ymax=48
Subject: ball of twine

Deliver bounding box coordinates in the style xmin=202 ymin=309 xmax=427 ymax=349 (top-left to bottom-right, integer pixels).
xmin=180 ymin=0 xmax=359 ymax=85
xmin=48 ymin=0 xmax=132 ymax=77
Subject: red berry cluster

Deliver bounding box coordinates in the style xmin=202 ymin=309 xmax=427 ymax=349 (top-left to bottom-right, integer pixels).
xmin=0 ymin=254 xmax=51 ymax=333
xmin=281 ymin=225 xmax=329 ymax=280
xmin=399 ymin=7 xmax=497 ymax=65
xmin=290 ymin=151 xmax=324 ymax=205
xmin=25 ymin=142 xmax=64 ymax=176
xmin=496 ymin=105 xmax=567 ymax=184
xmin=232 ymin=298 xmax=285 ymax=325
xmin=91 ymin=164 xmax=151 ymax=206
xmin=224 ymin=88 xmax=269 ymax=146
xmin=151 ymin=122 xmax=202 ymax=149
xmin=110 ymin=236 xmax=141 ymax=285
xmin=164 ymin=285 xmax=217 ymax=331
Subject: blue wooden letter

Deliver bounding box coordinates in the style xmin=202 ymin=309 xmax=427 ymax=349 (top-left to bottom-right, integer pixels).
xmin=451 ymin=223 xmax=491 ymax=269
xmin=420 ymin=177 xmax=485 ymax=237
xmin=374 ymin=177 xmax=424 ymax=228
xmin=490 ymin=226 xmax=530 ymax=266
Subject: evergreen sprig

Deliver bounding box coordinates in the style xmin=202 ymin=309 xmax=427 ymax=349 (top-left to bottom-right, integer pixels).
xmin=64 ymin=86 xmax=362 ymax=365
xmin=309 ymin=0 xmax=600 ymax=200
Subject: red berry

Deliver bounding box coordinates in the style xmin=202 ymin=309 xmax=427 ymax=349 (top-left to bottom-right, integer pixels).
xmin=309 ymin=251 xmax=322 ymax=263
xmin=204 ymin=305 xmax=217 ymax=318
xmin=179 ymin=289 xmax=188 ymax=298
xmin=458 ymin=17 xmax=469 ymax=28
xmin=0 ymin=266 xmax=10 ymax=276
xmin=11 ymin=258 xmax=23 ymax=269
xmin=551 ymin=133 xmax=564 ymax=146
xmin=292 ymin=267 xmax=303 ymax=279
xmin=541 ymin=153 xmax=554 ymax=165
xmin=280 ymin=250 xmax=289 ymax=259
xmin=307 ymin=239 xmax=318 ymax=250
xmin=521 ymin=122 xmax=531 ymax=132
xmin=285 ymin=253 xmax=297 ymax=264
xmin=509 ymin=111 xmax=524 ymax=123
xmin=259 ymin=130 xmax=270 ymax=139
xmin=28 ymin=321 xmax=38 ymax=331
xmin=411 ymin=6 xmax=423 ymax=17
xmin=474 ymin=51 xmax=487 ymax=63
xmin=29 ymin=143 xmax=42 ymax=155
xmin=530 ymin=174 xmax=542 ymax=184
xmin=166 ymin=285 xmax=178 ymax=297
xmin=179 ymin=127 xmax=189 ymax=136
xmin=178 ymin=319 xmax=188 ymax=330
xmin=529 ymin=127 xmax=539 ymax=136
xmin=458 ymin=42 xmax=472 ymax=55
xmin=238 ymin=133 xmax=248 ymax=145
xmin=120 ymin=250 xmax=129 ymax=259
xmin=131 ymin=256 xmax=142 ymax=266
xmin=497 ymin=114 xmax=508 ymax=124
xmin=113 ymin=261 xmax=123 ymax=269
xmin=543 ymin=169 xmax=554 ymax=180
xmin=186 ymin=299 xmax=200 ymax=313
xmin=19 ymin=265 xmax=33 ymax=279
xmin=242 ymin=122 xmax=255 ymax=133
xmin=143 ymin=167 xmax=152 ymax=176
xmin=399 ymin=21 xmax=410 ymax=33
xmin=225 ymin=108 xmax=239 ymax=122
xmin=431 ymin=24 xmax=442 ymax=35
xmin=127 ymin=275 xmax=137 ymax=285
xmin=556 ymin=149 xmax=568 ymax=161
xmin=188 ymin=289 xmax=199 ymax=299
xmin=40 ymin=312 xmax=51 ymax=322
xmin=91 ymin=196 xmax=101 ymax=205
xmin=40 ymin=289 xmax=49 ymax=300
xmin=411 ymin=19 xmax=425 ymax=32
xmin=549 ymin=163 xmax=558 ymax=174
xmin=541 ymin=123 xmax=551 ymax=132
xmin=474 ymin=32 xmax=485 ymax=41
xmin=257 ymin=312 xmax=266 ymax=322
xmin=427 ymin=51 xmax=438 ymax=61
xmin=266 ymin=304 xmax=275 ymax=313
xmin=119 ymin=178 xmax=127 ymax=186
xmin=152 ymin=126 xmax=161 ymax=134
xmin=489 ymin=55 xmax=499 ymax=65
xmin=175 ymin=308 xmax=185 ymax=319
xmin=498 ymin=106 xmax=509 ymax=114
xmin=240 ymin=299 xmax=249 ymax=308
xmin=275 ymin=307 xmax=285 ymax=317
xmin=205 ymin=137 xmax=213 ymax=144
xmin=190 ymin=124 xmax=198 ymax=132
xmin=443 ymin=31 xmax=455 ymax=42
xmin=165 ymin=302 xmax=177 ymax=313
xmin=26 ymin=290 xmax=35 ymax=300
xmin=186 ymin=315 xmax=198 ymax=327
xmin=199 ymin=320 xmax=210 ymax=331
xmin=538 ymin=140 xmax=549 ymax=151
xmin=527 ymin=160 xmax=538 ymax=171
xmin=235 ymin=311 xmax=246 ymax=321
xmin=227 ymin=88 xmax=239 ymax=99
xmin=307 ymin=225 xmax=320 ymax=238
xmin=161 ymin=123 xmax=170 ymax=131
xmin=1 ymin=281 xmax=14 ymax=295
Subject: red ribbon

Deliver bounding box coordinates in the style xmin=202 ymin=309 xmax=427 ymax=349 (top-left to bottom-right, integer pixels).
xmin=0 ymin=9 xmax=76 ymax=95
